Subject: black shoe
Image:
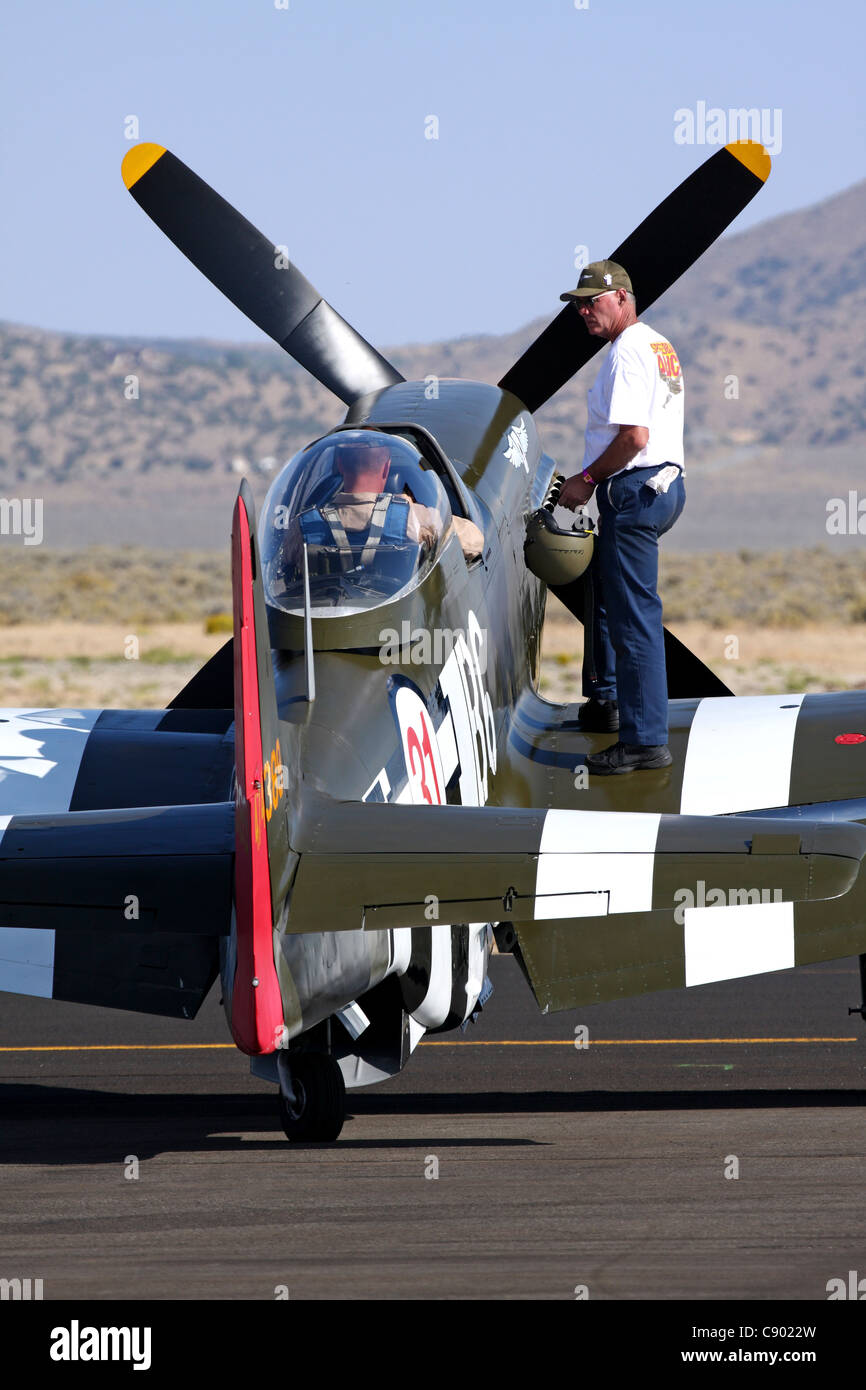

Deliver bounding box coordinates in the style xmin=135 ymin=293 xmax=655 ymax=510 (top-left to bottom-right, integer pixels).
xmin=577 ymin=698 xmax=619 ymax=732
xmin=586 ymin=741 xmax=672 ymax=775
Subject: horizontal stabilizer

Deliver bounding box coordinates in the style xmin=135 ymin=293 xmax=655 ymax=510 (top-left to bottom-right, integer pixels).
xmin=0 ymin=802 xmax=233 ymax=1016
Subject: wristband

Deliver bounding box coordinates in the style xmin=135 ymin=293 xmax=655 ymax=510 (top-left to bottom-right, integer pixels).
xmin=581 ymin=469 xmax=595 ymax=485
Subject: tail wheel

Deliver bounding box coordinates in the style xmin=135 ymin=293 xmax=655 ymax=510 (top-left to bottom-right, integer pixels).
xmin=278 ymin=1053 xmax=346 ymax=1143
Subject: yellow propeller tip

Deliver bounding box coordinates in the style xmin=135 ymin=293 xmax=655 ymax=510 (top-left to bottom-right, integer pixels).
xmin=122 ymin=142 xmax=167 ymax=189
xmin=726 ymin=140 xmax=771 ymax=183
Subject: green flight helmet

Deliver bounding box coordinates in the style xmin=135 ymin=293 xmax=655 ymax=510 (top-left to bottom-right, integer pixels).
xmin=524 ymin=477 xmax=594 ymax=586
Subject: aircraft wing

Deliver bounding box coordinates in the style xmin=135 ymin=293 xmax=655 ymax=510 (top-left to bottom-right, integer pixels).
xmin=0 ymin=802 xmax=233 ymax=1017
xmin=285 ymin=795 xmax=866 ymax=1012
xmin=4 ymin=785 xmax=864 ymax=1022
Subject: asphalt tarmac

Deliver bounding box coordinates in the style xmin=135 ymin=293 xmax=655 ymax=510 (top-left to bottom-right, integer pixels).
xmin=2 ymin=955 xmax=865 ymax=1301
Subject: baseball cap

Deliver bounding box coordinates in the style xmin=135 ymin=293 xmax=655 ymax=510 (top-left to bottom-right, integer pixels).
xmin=560 ymin=260 xmax=633 ymax=301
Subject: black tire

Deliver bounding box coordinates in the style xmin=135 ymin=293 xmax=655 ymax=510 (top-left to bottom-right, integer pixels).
xmin=278 ymin=1052 xmax=346 ymax=1142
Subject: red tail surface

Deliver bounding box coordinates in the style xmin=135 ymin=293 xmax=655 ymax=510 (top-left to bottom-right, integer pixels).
xmin=230 ymin=481 xmax=287 ymax=1055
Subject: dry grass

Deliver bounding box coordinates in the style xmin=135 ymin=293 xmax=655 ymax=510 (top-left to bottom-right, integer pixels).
xmin=0 ymin=622 xmax=221 ymax=660
xmin=0 ymin=624 xmax=226 ymax=708
xmin=1 ymin=545 xmax=865 ymax=628
xmin=0 ymin=615 xmax=861 ymax=709
xmin=541 ymin=609 xmax=865 ymax=700
xmin=0 ymin=550 xmax=230 ymax=626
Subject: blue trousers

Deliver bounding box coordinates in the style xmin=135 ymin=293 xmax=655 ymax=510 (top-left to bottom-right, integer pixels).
xmin=582 ymin=465 xmax=685 ymax=745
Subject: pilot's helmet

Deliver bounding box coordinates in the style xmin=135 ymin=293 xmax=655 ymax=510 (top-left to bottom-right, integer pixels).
xmin=524 ymin=506 xmax=594 ymax=586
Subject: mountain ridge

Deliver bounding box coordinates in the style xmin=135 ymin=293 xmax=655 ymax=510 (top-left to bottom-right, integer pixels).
xmin=1 ymin=176 xmax=863 ymax=558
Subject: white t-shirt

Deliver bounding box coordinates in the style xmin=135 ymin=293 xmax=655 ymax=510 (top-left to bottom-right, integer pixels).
xmin=582 ymin=320 xmax=685 ymax=476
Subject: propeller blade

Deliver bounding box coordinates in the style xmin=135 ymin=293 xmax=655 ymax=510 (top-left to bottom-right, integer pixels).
xmin=549 ymin=573 xmax=734 ymax=700
xmin=499 ymin=141 xmax=771 ymax=413
xmin=122 ymin=143 xmax=404 ymax=405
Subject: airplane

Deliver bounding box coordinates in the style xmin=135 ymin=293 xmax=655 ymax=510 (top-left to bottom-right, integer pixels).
xmin=2 ymin=138 xmax=865 ymax=1144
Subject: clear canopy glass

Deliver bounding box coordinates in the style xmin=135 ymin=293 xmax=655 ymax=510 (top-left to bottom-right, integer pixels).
xmin=260 ymin=429 xmax=453 ymax=612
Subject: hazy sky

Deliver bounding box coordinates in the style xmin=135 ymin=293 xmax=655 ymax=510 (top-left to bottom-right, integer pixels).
xmin=3 ymin=0 xmax=862 ymax=348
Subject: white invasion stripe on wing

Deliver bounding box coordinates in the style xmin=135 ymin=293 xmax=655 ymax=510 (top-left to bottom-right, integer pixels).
xmin=0 ymin=933 xmax=55 ymax=997
xmin=684 ymin=900 xmax=795 ymax=987
xmin=0 ymin=708 xmax=102 ymax=999
xmin=0 ymin=815 xmax=52 ymax=996
xmin=0 ymin=708 xmax=102 ymax=811
xmin=680 ymin=694 xmax=804 ymax=816
xmin=534 ymin=809 xmax=661 ymax=919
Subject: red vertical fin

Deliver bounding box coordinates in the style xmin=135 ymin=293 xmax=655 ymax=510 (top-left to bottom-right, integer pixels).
xmin=230 ymin=481 xmax=286 ymax=1055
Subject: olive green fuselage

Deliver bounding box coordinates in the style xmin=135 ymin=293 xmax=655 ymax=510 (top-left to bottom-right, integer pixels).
xmin=261 ymin=380 xmax=866 ymax=1048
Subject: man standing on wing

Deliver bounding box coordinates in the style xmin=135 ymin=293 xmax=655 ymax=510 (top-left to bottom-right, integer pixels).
xmin=557 ymin=260 xmax=685 ymax=774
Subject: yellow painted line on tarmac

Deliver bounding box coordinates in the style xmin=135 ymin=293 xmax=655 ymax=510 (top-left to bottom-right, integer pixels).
xmin=0 ymin=1043 xmax=235 ymax=1052
xmin=0 ymin=1037 xmax=858 ymax=1054
xmin=420 ymin=1037 xmax=859 ymax=1046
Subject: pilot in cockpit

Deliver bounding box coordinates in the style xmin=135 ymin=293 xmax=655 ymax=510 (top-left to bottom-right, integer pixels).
xmin=307 ymin=438 xmax=439 ymax=558
xmin=282 ymin=433 xmax=483 ymax=581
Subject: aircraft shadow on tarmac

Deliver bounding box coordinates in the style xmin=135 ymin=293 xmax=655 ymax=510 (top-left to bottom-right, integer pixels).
xmin=2 ymin=1083 xmax=865 ymax=1164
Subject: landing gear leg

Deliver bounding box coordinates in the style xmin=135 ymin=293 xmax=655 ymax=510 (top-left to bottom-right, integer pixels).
xmin=848 ymin=953 xmax=866 ymax=1024
xmin=276 ymin=1051 xmax=346 ymax=1142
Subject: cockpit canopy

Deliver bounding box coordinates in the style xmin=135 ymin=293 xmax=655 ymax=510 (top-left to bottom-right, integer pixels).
xmin=260 ymin=429 xmax=453 ymax=613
